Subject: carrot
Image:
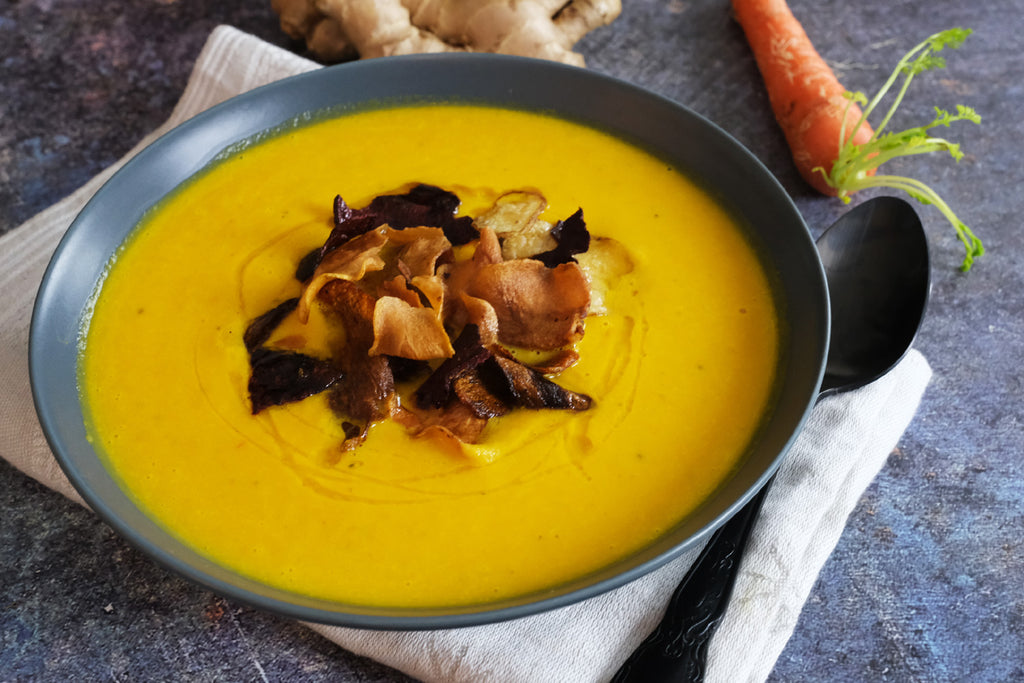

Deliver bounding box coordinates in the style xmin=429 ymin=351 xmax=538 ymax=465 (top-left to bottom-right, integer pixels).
xmin=731 ymin=0 xmax=873 ymax=196
xmin=732 ymin=0 xmax=984 ymax=271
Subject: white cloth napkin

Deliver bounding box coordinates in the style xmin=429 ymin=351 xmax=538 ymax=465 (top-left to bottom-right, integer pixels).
xmin=0 ymin=25 xmax=932 ymax=683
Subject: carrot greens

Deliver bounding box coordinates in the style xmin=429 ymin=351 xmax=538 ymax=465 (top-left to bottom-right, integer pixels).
xmin=817 ymin=28 xmax=983 ymax=270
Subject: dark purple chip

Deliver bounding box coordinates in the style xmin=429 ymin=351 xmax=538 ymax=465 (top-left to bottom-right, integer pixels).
xmin=387 ymin=355 xmax=431 ymax=384
xmin=243 ymin=297 xmax=299 ymax=352
xmin=362 ymin=184 xmax=477 ymax=245
xmin=318 ymin=184 xmax=478 ymax=262
xmin=413 ymin=325 xmax=491 ymax=409
xmin=532 ymin=208 xmax=590 ymax=267
xmin=341 ymin=421 xmax=362 ymax=440
xmin=248 ymin=348 xmax=344 ymax=414
xmin=294 ymin=247 xmax=321 ymax=282
xmin=319 ymin=194 xmax=379 ymax=257
xmin=488 ymin=355 xmax=592 ymax=411
xmin=453 ymin=371 xmax=510 ymax=419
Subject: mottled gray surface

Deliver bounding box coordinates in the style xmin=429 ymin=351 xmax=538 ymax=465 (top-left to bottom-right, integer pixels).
xmin=3 ymin=0 xmax=1022 ymax=681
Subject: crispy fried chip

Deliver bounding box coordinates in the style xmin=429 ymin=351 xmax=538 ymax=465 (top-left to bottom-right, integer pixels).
xmin=474 ymin=190 xmax=558 ymax=261
xmin=377 ymin=274 xmax=422 ymax=307
xmin=458 ymin=294 xmax=500 ymax=347
xmin=490 ymin=356 xmax=592 ymax=411
xmin=320 ymin=184 xmax=477 ymax=259
xmin=414 ymin=324 xmax=492 ymax=409
xmin=298 ymin=225 xmax=389 ymax=323
xmin=453 ymin=371 xmax=511 ymax=420
xmin=243 ymin=297 xmax=299 ymax=352
xmin=467 ymin=259 xmax=590 ymax=350
xmin=437 ymin=225 xmax=503 ymax=333
xmin=409 ymin=402 xmax=490 ymax=448
xmin=248 ymin=348 xmax=344 ymax=414
xmin=472 ymin=225 xmax=504 ymax=266
xmin=474 ymin=190 xmax=547 ymax=234
xmin=370 ymin=295 xmax=454 ymax=360
xmin=365 ymin=184 xmax=477 ymax=245
xmin=532 ymin=208 xmax=590 ymax=267
xmin=519 ymin=348 xmax=580 ymax=374
xmin=575 ymin=235 xmax=635 ymax=316
xmin=318 ymin=280 xmax=399 ymax=445
xmin=388 ymin=225 xmax=452 ymax=277
xmin=409 ymin=274 xmax=446 ymax=313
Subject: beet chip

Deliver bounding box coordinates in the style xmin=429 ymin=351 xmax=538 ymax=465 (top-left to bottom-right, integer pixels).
xmin=532 ymin=209 xmax=590 ymax=267
xmin=453 ymin=371 xmax=511 ymax=419
xmin=318 ymin=195 xmax=377 ymax=257
xmin=248 ymin=348 xmax=344 ymax=414
xmin=317 ymin=280 xmax=399 ymax=438
xmin=294 ymin=248 xmax=322 ymax=282
xmin=362 ymin=185 xmax=477 ymax=245
xmin=319 ymin=184 xmax=478 ymax=260
xmin=489 ymin=355 xmax=592 ymax=411
xmin=243 ymin=297 xmax=299 ymax=352
xmin=414 ymin=325 xmax=492 ymax=409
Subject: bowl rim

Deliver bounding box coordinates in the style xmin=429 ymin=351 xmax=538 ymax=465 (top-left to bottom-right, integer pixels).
xmin=29 ymin=52 xmax=828 ymax=629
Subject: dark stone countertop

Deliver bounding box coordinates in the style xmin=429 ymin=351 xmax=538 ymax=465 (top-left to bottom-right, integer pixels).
xmin=3 ymin=0 xmax=1022 ymax=680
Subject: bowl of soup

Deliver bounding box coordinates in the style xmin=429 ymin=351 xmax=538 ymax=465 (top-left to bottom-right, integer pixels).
xmin=29 ymin=53 xmax=828 ymax=628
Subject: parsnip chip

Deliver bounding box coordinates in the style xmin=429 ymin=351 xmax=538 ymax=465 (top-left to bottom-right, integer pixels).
xmin=468 ymin=259 xmax=590 ymax=350
xmin=438 ymin=226 xmax=503 ymax=332
xmin=473 ymin=225 xmax=504 ymax=266
xmin=298 ymin=225 xmax=389 ymax=323
xmin=474 ymin=190 xmax=557 ymax=261
xmin=410 ymin=402 xmax=490 ymax=447
xmin=576 ymin=236 xmax=635 ymax=315
xmin=377 ymin=274 xmax=421 ymax=307
xmin=502 ymin=225 xmax=557 ymax=261
xmin=475 ymin=190 xmax=547 ymax=235
xmin=387 ymin=225 xmax=452 ymax=277
xmin=370 ymin=296 xmax=454 ymax=360
xmin=409 ymin=275 xmax=446 ymax=313
xmin=459 ymin=293 xmax=500 ymax=347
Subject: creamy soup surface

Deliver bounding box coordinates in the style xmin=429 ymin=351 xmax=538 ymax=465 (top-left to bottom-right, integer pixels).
xmin=81 ymin=104 xmax=779 ymax=608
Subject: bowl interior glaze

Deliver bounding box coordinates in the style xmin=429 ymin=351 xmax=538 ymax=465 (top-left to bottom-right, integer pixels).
xmin=29 ymin=54 xmax=828 ymax=628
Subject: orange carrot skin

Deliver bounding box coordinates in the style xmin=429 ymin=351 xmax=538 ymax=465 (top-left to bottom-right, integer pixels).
xmin=732 ymin=0 xmax=873 ymax=195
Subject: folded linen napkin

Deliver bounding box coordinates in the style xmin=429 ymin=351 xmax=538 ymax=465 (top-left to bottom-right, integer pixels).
xmin=0 ymin=25 xmax=932 ymax=683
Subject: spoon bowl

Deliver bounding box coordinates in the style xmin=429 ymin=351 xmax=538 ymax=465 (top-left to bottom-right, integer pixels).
xmin=819 ymin=196 xmax=931 ymax=395
xmin=614 ymin=195 xmax=931 ymax=682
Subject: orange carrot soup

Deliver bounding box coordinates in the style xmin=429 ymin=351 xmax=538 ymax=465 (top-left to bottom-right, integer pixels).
xmin=80 ymin=104 xmax=779 ymax=608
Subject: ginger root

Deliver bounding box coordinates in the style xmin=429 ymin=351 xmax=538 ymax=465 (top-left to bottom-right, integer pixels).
xmin=271 ymin=0 xmax=622 ymax=66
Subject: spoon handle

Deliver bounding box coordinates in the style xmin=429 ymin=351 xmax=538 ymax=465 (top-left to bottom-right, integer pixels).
xmin=610 ymin=482 xmax=770 ymax=683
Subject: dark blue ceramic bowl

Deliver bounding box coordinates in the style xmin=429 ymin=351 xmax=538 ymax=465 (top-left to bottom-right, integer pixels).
xmin=29 ymin=53 xmax=828 ymax=629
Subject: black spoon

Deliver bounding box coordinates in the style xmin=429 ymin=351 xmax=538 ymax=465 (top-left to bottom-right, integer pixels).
xmin=612 ymin=196 xmax=931 ymax=682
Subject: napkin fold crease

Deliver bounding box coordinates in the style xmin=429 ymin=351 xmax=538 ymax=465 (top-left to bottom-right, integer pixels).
xmin=0 ymin=25 xmax=932 ymax=683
